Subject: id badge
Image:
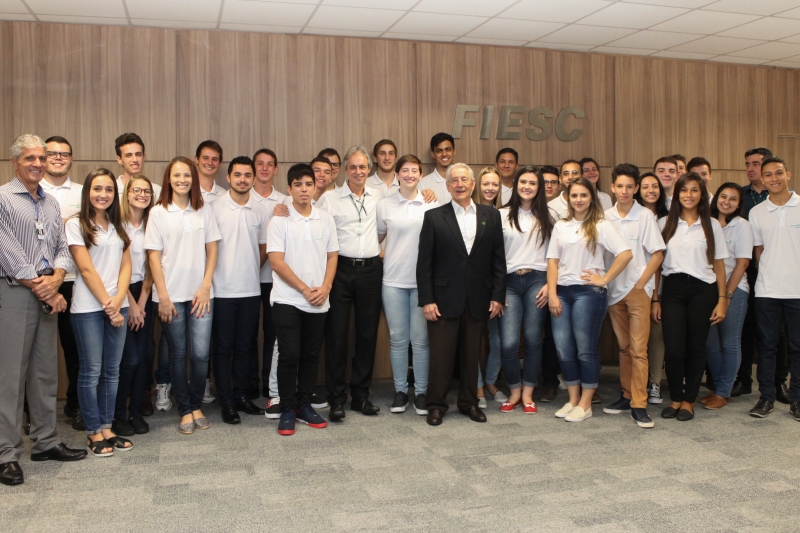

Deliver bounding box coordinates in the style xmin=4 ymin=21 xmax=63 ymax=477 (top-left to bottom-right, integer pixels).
xmin=354 ymin=222 xmax=364 ymax=235
xmin=35 ymin=221 xmax=45 ymax=240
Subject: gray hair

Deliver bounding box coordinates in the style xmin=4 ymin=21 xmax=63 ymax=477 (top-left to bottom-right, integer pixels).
xmin=10 ymin=134 xmax=46 ymax=160
xmin=446 ymin=162 xmax=475 ymax=182
xmin=342 ymin=145 xmax=373 ymax=170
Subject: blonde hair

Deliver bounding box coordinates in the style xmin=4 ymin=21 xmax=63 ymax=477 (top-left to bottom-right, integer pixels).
xmin=472 ymin=166 xmax=502 ymax=208
xmin=566 ymin=177 xmax=605 ymax=254
xmin=121 ymin=174 xmax=154 ymax=226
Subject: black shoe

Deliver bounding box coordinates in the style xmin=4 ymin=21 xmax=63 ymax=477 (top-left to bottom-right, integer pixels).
xmin=71 ymin=411 xmax=85 ymax=432
xmin=776 ymin=382 xmax=790 ymax=404
xmin=661 ymin=405 xmax=679 ymax=419
xmin=311 ymin=393 xmax=328 ymax=409
xmin=460 ymin=405 xmax=487 ymax=422
xmin=23 ymin=412 xmax=30 ymax=436
xmin=329 ymin=404 xmax=346 ymax=421
xmin=63 ymin=405 xmax=79 ymax=419
xmin=426 ymin=408 xmax=443 ymax=426
xmin=390 ymin=391 xmax=409 ymax=413
xmin=676 ymin=408 xmax=694 ymax=421
xmin=0 ymin=461 xmax=23 ymax=486
xmin=539 ymin=385 xmax=557 ymax=403
xmin=351 ymin=397 xmax=380 ymax=415
xmin=730 ymin=381 xmax=751 ymax=397
xmin=235 ymin=398 xmax=265 ymax=415
xmin=30 ymin=443 xmax=87 ymax=462
xmin=221 ymin=405 xmax=241 ymax=424
xmin=750 ymin=398 xmax=774 ymax=418
xmin=128 ymin=415 xmax=150 ymax=434
xmin=791 ymin=402 xmax=800 ymax=421
xmin=111 ymin=418 xmax=135 ymax=437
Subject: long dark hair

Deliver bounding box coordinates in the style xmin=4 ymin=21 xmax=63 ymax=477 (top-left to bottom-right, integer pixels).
xmin=661 ymin=172 xmax=715 ymax=264
xmin=635 ymin=172 xmax=669 ymax=218
xmin=76 ymin=168 xmax=130 ymax=251
xmin=506 ymin=165 xmax=554 ymax=248
xmin=158 ymin=156 xmax=204 ymax=210
xmin=710 ymin=182 xmax=743 ymax=224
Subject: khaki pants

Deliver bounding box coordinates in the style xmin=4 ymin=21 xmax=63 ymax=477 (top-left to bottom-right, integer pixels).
xmin=648 ymin=321 xmax=665 ymax=384
xmin=608 ymin=288 xmax=651 ymax=409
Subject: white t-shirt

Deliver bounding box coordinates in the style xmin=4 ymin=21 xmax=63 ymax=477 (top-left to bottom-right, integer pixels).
xmin=376 ymin=191 xmax=439 ymax=288
xmin=267 ymin=205 xmax=339 ymax=313
xmin=210 ymin=193 xmax=269 ymax=298
xmin=252 ymin=186 xmax=287 ymax=283
xmin=604 ymin=203 xmax=666 ymax=305
xmin=200 ymin=182 xmax=227 ymax=203
xmin=125 ymin=220 xmax=146 ymax=284
xmin=143 ymin=202 xmax=221 ymax=303
xmin=719 ymin=216 xmax=753 ymax=294
xmin=750 ymin=193 xmax=800 ymax=298
xmin=65 ymin=217 xmax=129 ymax=314
xmin=660 ymin=216 xmax=728 ymax=285
xmin=41 ymin=177 xmax=82 ymax=282
xmin=366 ymin=173 xmax=400 ymax=200
xmin=501 ymin=185 xmax=513 ymax=207
xmin=597 ymin=191 xmax=613 ymax=211
xmin=547 ymin=194 xmax=569 ymax=220
xmin=117 ymin=176 xmax=161 ymax=203
xmin=316 ymin=183 xmax=381 ymax=259
xmin=499 ymin=207 xmax=549 ymax=273
xmin=419 ymin=169 xmax=451 ymax=204
xmin=546 ymin=218 xmax=630 ymax=286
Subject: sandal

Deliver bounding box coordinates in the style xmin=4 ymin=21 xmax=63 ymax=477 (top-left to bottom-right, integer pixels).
xmin=106 ymin=436 xmax=133 ymax=452
xmin=86 ymin=438 xmax=114 ymax=457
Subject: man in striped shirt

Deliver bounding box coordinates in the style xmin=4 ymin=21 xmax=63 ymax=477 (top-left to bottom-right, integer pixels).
xmin=0 ymin=134 xmax=87 ymax=487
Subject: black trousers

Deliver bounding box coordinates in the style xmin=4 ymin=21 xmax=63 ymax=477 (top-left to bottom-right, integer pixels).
xmin=274 ymin=303 xmax=327 ymax=410
xmin=212 ymin=296 xmax=261 ymax=407
xmin=57 ymin=282 xmax=80 ymax=411
xmin=541 ymin=313 xmax=561 ymax=388
xmin=250 ymin=282 xmax=277 ymax=396
xmin=324 ymin=260 xmax=382 ymax=407
xmin=662 ymin=274 xmax=718 ymax=404
xmin=426 ymin=304 xmax=482 ymax=413
xmin=755 ymin=298 xmax=800 ymax=404
xmin=115 ymin=281 xmax=154 ymax=418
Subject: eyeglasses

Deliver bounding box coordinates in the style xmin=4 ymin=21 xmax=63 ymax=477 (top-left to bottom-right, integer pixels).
xmin=46 ymin=151 xmax=72 ymax=160
xmin=544 ymin=180 xmax=560 ymax=187
xmin=561 ymin=170 xmax=580 ymax=177
xmin=130 ymin=187 xmax=153 ymax=197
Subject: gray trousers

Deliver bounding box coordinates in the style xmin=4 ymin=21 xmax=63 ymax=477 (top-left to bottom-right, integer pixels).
xmin=0 ymin=282 xmax=60 ymax=463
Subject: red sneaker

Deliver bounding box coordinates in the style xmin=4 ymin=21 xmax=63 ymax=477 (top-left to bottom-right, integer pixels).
xmin=523 ymin=402 xmax=537 ymax=414
xmin=499 ymin=400 xmax=521 ymax=413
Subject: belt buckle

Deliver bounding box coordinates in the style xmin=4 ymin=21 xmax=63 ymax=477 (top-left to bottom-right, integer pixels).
xmin=514 ymin=268 xmax=533 ymax=276
xmin=353 ymin=258 xmax=365 ymax=267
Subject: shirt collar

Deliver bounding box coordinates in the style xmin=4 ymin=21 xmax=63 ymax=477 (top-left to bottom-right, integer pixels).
xmin=125 ymin=220 xmax=144 ymax=233
xmin=608 ymin=201 xmax=641 ymax=221
xmin=9 ymin=177 xmax=45 ymax=199
xmin=369 ymin=173 xmax=398 ymax=188
xmin=40 ymin=177 xmax=73 ymax=191
xmin=433 ymin=169 xmax=445 ymax=183
xmin=167 ymin=201 xmax=195 ymax=213
xmin=397 ymin=190 xmax=424 ymax=205
xmin=224 ymin=191 xmax=254 ymax=210
xmin=766 ymin=192 xmax=800 ymax=211
xmin=451 ymin=199 xmax=476 ymax=214
xmin=289 ymin=204 xmax=320 ymax=221
xmin=341 ymin=181 xmax=373 ymax=198
xmin=677 ymin=217 xmax=702 ymax=227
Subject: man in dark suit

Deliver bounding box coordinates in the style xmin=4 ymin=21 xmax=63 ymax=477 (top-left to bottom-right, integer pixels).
xmin=416 ymin=163 xmax=506 ymax=426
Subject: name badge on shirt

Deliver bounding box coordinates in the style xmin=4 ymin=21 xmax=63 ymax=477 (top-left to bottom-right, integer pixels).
xmin=35 ymin=221 xmax=45 ymax=240
xmin=354 ymin=222 xmax=364 ymax=235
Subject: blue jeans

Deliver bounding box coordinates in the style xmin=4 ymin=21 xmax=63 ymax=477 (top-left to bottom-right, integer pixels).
xmin=551 ymin=285 xmax=608 ymax=389
xmin=115 ymin=281 xmax=154 ymax=418
xmin=72 ymin=309 xmax=129 ymax=434
xmin=478 ymin=318 xmax=501 ymax=388
xmin=162 ymin=300 xmax=214 ymax=416
xmin=499 ymin=271 xmax=548 ymax=389
xmin=706 ymin=288 xmax=748 ymax=398
xmin=382 ymin=285 xmax=429 ymax=395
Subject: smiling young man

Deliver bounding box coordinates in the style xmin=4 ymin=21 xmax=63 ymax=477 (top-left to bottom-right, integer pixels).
xmin=547 ymin=160 xmax=581 ymax=220
xmin=195 ymin=140 xmax=227 ymax=203
xmin=367 ymin=139 xmax=399 ymax=199
xmin=420 ymin=133 xmax=456 ymax=204
xmin=318 ymin=148 xmax=341 ymax=191
xmin=653 ymin=156 xmax=679 ymax=210
xmin=114 ymin=133 xmax=161 ymax=200
xmin=747 ymin=157 xmax=800 ymax=420
xmin=496 ymin=148 xmax=518 ymax=206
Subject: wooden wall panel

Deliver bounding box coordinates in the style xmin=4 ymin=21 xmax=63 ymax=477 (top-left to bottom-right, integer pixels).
xmin=415 ymin=44 xmax=614 ymax=168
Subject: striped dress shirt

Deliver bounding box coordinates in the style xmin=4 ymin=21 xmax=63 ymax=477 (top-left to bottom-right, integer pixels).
xmin=0 ymin=177 xmax=73 ymax=284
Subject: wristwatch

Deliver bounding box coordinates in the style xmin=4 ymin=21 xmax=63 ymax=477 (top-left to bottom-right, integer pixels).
xmin=726 ymin=290 xmax=733 ymax=299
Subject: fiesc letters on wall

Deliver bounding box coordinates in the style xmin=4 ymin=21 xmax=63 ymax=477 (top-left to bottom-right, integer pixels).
xmin=452 ymin=105 xmax=585 ymax=142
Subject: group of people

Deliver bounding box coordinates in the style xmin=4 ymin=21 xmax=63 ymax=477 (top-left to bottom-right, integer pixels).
xmin=1 ymin=130 xmax=798 ymax=487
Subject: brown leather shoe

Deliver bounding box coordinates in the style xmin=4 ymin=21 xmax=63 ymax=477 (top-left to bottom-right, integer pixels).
xmin=703 ymin=394 xmax=728 ymax=410
xmin=539 ymin=385 xmax=557 ymax=403
xmin=698 ymin=392 xmax=715 ymax=404
xmin=426 ymin=409 xmax=444 ymax=426
xmin=460 ymin=406 xmax=487 ymax=423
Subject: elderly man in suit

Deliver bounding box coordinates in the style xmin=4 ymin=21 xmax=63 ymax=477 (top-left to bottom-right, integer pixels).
xmin=416 ymin=162 xmax=506 ymax=426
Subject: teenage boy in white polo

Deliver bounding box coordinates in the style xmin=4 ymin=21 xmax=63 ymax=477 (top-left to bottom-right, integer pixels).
xmin=367 ymin=139 xmax=399 ymax=199
xmin=654 ymin=156 xmax=679 ymax=210
xmin=420 ymin=133 xmax=455 ymax=204
xmin=496 ymin=148 xmax=518 ymax=206
xmin=268 ymin=163 xmax=338 ymax=435
xmin=115 ymin=133 xmax=161 ymax=200
xmin=602 ymin=164 xmax=665 ymax=428
xmin=210 ymin=156 xmax=268 ymax=424
xmin=748 ymin=157 xmax=800 ymax=420
xmin=547 ymin=160 xmax=581 ymax=220
xmin=195 ymin=140 xmax=227 ymax=203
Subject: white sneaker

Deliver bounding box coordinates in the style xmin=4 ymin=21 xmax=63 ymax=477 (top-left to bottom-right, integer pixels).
xmin=488 ymin=389 xmax=508 ymax=402
xmin=155 ymin=383 xmax=172 ymax=411
xmin=565 ymin=406 xmax=592 ymax=422
xmin=557 ymin=375 xmax=568 ymax=390
xmin=647 ymin=382 xmax=663 ymax=404
xmin=554 ymin=402 xmax=574 ymax=418
xmin=202 ymin=379 xmax=215 ymax=404
xmin=478 ymin=397 xmax=488 ymax=409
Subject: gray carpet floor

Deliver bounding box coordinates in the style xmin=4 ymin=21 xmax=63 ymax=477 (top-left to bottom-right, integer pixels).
xmin=3 ymin=368 xmax=800 ymax=533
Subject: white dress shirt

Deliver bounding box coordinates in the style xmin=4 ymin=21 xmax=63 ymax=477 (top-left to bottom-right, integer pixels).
xmin=41 ymin=177 xmax=82 ymax=281
xmin=452 ymin=199 xmax=477 ymax=254
xmin=316 ymin=182 xmax=381 ymax=259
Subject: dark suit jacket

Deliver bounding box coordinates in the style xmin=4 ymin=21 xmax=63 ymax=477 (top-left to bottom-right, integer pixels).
xmin=416 ymin=202 xmax=506 ymax=321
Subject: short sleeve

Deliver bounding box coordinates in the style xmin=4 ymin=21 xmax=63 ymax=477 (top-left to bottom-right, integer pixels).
xmin=325 ymin=213 xmax=340 ymax=253
xmin=143 ymin=207 xmax=164 ymax=251
xmin=203 ymin=206 xmax=221 ymax=243
xmin=734 ymin=219 xmax=754 ymax=258
xmin=545 ymin=223 xmax=562 ymax=259
xmin=640 ymin=211 xmax=666 ymax=254
xmin=65 ymin=218 xmax=84 ymax=247
xmin=711 ymin=219 xmax=729 ymax=260
xmin=376 ymin=200 xmax=387 ymax=235
xmin=599 ymin=220 xmax=631 ymax=256
xmin=266 ymin=216 xmax=287 ymax=254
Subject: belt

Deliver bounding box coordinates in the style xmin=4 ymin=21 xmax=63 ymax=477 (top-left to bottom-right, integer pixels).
xmin=513 ymin=268 xmax=534 ymax=276
xmin=339 ymin=255 xmax=380 ymax=268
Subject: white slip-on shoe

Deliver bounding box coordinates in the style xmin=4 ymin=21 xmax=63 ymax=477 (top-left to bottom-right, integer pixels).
xmin=565 ymin=406 xmax=593 ymax=422
xmin=554 ymin=402 xmax=574 ymax=418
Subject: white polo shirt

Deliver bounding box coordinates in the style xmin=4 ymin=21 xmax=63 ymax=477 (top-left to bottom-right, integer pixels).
xmin=252 ymin=186 xmax=287 ymax=284
xmin=604 ymin=203 xmax=666 ymax=305
xmin=499 ymin=207 xmax=549 ymax=273
xmin=200 ymin=182 xmax=227 ymax=203
xmin=316 ymin=182 xmax=381 ymax=259
xmin=546 ymin=218 xmax=630 ymax=286
xmin=65 ymin=217 xmax=129 ymax=314
xmin=419 ymin=169 xmax=451 ymax=204
xmin=660 ymin=216 xmax=728 ymax=284
xmin=41 ymin=177 xmax=82 ymax=282
xmin=268 ymin=204 xmax=339 ymax=313
xmin=211 ymin=192 xmax=269 ymax=298
xmin=750 ymin=192 xmax=800 ymax=298
xmin=366 ymin=173 xmax=400 ymax=200
xmin=377 ymin=191 xmax=439 ymax=288
xmin=598 ymin=191 xmax=613 ymax=211
xmin=501 ymin=185 xmax=513 ymax=206
xmin=719 ymin=216 xmax=754 ymax=294
xmin=547 ymin=193 xmax=569 ymax=220
xmin=125 ymin=220 xmax=146 ymax=284
xmin=117 ymin=176 xmax=161 ymax=203
xmin=143 ymin=202 xmax=221 ymax=303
